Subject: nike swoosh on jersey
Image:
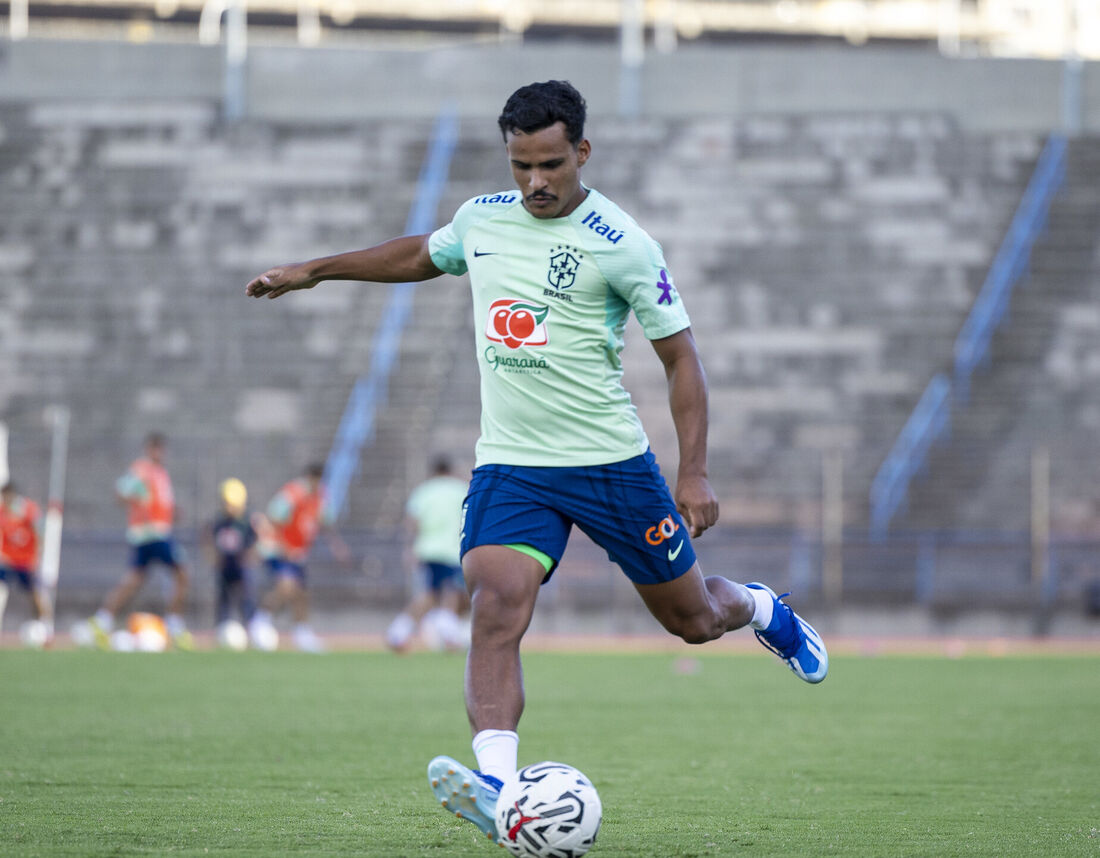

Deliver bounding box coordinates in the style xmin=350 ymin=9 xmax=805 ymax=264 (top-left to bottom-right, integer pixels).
xmin=667 ymin=540 xmax=684 ymax=561
xmin=473 ymin=249 xmax=496 ymax=257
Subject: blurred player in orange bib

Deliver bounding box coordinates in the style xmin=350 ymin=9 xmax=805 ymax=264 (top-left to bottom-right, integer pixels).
xmin=0 ymin=481 xmax=52 ymax=636
xmin=248 ymin=463 xmax=349 ymax=652
xmin=87 ymin=432 xmax=193 ymax=649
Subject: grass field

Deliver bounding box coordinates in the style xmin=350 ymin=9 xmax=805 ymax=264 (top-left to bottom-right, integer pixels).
xmin=1 ymin=648 xmax=1098 ymax=857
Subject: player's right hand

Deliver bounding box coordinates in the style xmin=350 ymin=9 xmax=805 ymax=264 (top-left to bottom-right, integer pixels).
xmin=245 ymin=263 xmax=320 ymax=299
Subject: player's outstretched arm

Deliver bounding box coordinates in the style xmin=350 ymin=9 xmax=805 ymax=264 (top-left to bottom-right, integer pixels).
xmin=245 ymin=234 xmax=444 ymax=299
xmin=652 ymin=328 xmax=719 ymax=538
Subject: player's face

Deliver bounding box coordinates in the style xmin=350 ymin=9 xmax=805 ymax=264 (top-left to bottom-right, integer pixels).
xmin=506 ymin=122 xmax=591 ymax=219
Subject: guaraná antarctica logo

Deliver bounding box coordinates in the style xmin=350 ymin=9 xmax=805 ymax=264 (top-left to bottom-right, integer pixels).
xmin=486 ymin=298 xmax=550 ymax=350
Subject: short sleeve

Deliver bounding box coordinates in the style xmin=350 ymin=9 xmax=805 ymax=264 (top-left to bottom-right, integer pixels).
xmin=116 ymin=470 xmax=146 ymax=501
xmin=601 ymin=232 xmax=691 ymax=341
xmin=428 ymin=220 xmax=468 ymax=277
xmin=266 ymin=492 xmax=293 ymax=524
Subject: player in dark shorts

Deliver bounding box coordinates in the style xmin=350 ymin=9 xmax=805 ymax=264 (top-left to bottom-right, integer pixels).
xmin=246 ymin=79 xmax=827 ymax=844
xmin=206 ymin=478 xmax=257 ymax=631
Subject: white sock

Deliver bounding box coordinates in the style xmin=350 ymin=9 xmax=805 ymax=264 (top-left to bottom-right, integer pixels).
xmin=385 ymin=613 xmax=416 ymax=648
xmin=94 ymin=609 xmax=115 ymax=631
xmin=165 ymin=614 xmax=186 ymax=636
xmin=747 ymin=586 xmax=774 ymax=631
xmin=429 ymin=608 xmax=462 ymax=646
xmin=472 ymin=729 xmax=519 ymax=784
xmin=251 ymin=609 xmax=272 ymax=627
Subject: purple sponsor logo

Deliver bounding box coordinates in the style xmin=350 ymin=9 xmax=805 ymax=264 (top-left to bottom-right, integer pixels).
xmin=656 ymin=269 xmax=674 ymax=305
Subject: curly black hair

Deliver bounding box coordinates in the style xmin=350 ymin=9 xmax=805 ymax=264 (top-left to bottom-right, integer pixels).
xmin=498 ymin=80 xmax=587 ymax=146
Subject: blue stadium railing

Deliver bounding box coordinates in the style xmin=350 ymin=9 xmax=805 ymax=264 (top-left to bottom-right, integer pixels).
xmin=869 ymin=133 xmax=1067 ymax=539
xmin=869 ymin=373 xmax=952 ymax=539
xmin=321 ymin=105 xmax=460 ymax=521
xmin=953 ymin=133 xmax=1067 ymax=402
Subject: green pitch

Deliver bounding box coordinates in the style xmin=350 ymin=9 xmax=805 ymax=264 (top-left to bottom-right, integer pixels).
xmin=1 ymin=649 xmax=1097 ymax=857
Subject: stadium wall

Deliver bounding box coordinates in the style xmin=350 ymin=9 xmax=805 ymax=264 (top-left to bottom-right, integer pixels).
xmin=3 ymin=37 xmax=1099 ymax=631
xmin=1 ymin=39 xmax=1098 ymax=131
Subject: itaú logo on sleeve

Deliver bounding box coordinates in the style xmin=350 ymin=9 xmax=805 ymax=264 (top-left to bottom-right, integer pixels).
xmin=485 ymin=298 xmax=550 ymax=350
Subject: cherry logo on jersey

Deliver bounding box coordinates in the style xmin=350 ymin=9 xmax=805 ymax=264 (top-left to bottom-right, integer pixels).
xmin=486 ymin=298 xmax=550 ymax=350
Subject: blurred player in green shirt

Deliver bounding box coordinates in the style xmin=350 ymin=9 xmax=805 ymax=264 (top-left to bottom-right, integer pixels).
xmin=385 ymin=456 xmax=469 ymax=652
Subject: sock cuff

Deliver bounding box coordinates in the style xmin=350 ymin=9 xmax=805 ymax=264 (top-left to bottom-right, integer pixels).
xmin=472 ymin=729 xmax=519 ymax=752
xmin=748 ymin=586 xmax=774 ymax=630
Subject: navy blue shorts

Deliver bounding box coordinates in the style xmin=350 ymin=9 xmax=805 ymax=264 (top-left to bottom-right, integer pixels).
xmin=460 ymin=449 xmax=697 ymax=586
xmin=265 ymin=557 xmax=306 ymax=583
xmin=0 ymin=564 xmax=36 ymax=591
xmin=130 ymin=539 xmax=184 ymax=572
xmin=423 ymin=561 xmax=464 ymax=593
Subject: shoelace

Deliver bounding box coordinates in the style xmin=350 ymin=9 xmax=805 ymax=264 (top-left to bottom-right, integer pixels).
xmin=474 ymin=771 xmax=504 ymax=792
xmin=755 ymin=593 xmax=804 ymax=658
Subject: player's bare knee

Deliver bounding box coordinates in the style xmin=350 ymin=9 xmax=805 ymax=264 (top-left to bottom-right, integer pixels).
xmin=668 ymin=613 xmax=722 ymax=645
xmin=469 ymin=585 xmax=531 ymax=642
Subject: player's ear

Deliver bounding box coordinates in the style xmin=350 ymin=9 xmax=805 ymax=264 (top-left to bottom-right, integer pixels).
xmin=576 ymin=138 xmax=591 ymax=167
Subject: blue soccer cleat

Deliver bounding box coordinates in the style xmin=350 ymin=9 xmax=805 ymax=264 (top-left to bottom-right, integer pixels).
xmin=746 ymin=583 xmax=828 ymax=683
xmin=427 ymin=756 xmax=503 ymax=843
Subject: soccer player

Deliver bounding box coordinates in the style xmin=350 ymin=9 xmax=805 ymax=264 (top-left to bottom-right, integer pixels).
xmin=0 ymin=481 xmax=51 ymax=635
xmin=248 ymin=463 xmax=349 ymax=653
xmin=385 ymin=456 xmax=470 ymax=652
xmin=88 ymin=432 xmax=193 ymax=649
xmin=203 ymin=477 xmax=258 ymax=631
xmin=246 ymin=80 xmax=827 ymax=842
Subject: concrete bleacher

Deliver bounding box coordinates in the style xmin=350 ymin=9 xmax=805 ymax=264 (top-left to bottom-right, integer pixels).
xmin=574 ymin=114 xmax=1039 ymax=525
xmin=906 ymin=136 xmax=1100 ymax=537
xmin=347 ymin=113 xmax=1042 ymax=535
xmin=0 ymin=100 xmax=426 ymax=536
xmin=1 ymin=99 xmax=1073 ymax=618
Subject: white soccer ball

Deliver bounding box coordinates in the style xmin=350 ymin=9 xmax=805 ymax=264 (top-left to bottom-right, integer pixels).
xmin=495 ymin=762 xmax=602 ymax=858
xmin=133 ymin=628 xmax=167 ymax=653
xmin=217 ymin=619 xmax=249 ymax=651
xmin=20 ymin=619 xmax=49 ymax=649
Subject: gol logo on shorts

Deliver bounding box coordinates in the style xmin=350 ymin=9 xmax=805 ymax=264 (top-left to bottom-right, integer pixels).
xmin=645 ymin=514 xmax=680 ymax=546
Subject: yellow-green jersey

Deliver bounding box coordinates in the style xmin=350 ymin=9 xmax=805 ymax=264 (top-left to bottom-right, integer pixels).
xmin=428 ymin=187 xmax=691 ymax=468
xmin=406 ymin=475 xmax=468 ymax=566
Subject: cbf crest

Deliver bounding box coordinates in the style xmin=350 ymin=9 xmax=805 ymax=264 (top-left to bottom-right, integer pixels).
xmin=547 ymin=244 xmax=583 ymax=290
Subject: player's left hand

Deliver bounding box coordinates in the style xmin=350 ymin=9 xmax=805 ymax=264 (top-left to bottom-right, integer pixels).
xmin=245 ymin=262 xmax=320 ymax=299
xmin=675 ymin=474 xmax=719 ymax=538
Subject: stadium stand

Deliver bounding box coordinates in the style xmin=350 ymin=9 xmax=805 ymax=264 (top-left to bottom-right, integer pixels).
xmin=2 ymin=91 xmax=1097 ymax=619
xmin=907 ymin=137 xmax=1100 ymax=533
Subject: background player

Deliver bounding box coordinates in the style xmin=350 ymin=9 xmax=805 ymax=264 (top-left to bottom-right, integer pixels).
xmin=0 ymin=481 xmax=51 ymax=637
xmin=203 ymin=477 xmax=258 ymax=636
xmin=88 ymin=432 xmax=193 ymax=650
xmin=385 ymin=456 xmax=469 ymax=652
xmin=245 ymin=80 xmax=826 ymax=843
xmin=249 ymin=463 xmax=349 ymax=653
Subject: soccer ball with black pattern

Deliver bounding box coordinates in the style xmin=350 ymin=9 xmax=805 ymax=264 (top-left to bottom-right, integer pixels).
xmin=495 ymin=761 xmax=602 ymax=858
